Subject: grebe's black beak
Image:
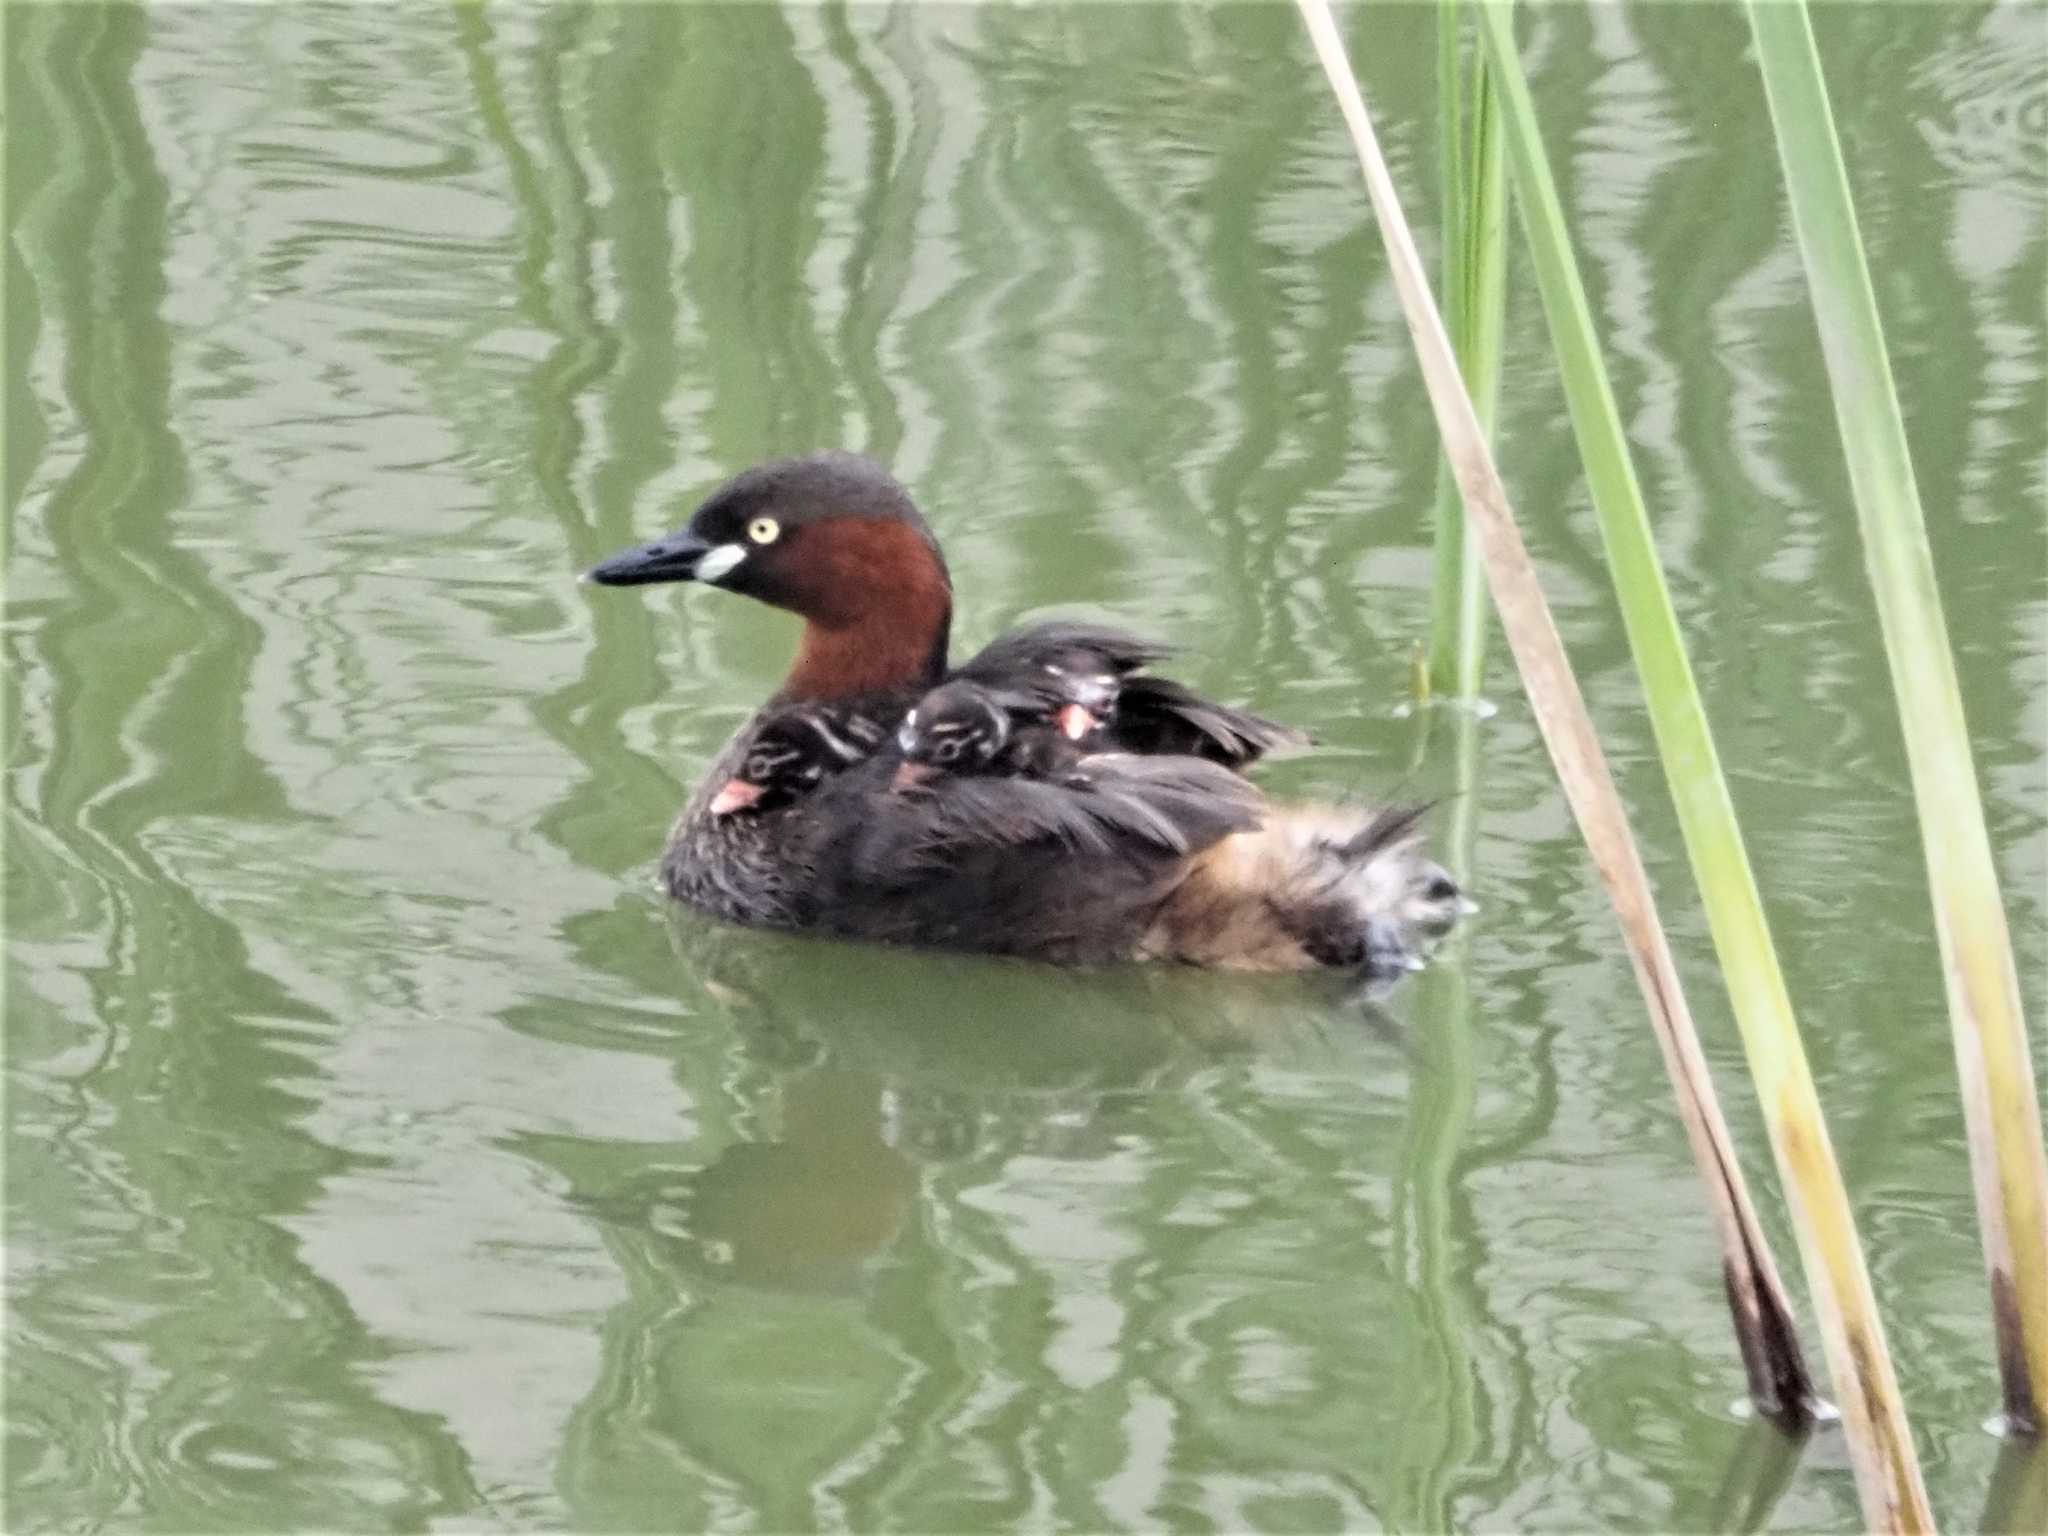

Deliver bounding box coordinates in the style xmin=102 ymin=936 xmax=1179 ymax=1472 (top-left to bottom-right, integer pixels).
xmin=583 ymin=530 xmax=717 ymax=586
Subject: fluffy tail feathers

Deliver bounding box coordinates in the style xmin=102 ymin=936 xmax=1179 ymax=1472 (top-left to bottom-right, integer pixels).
xmin=1143 ymin=802 xmax=1470 ymax=978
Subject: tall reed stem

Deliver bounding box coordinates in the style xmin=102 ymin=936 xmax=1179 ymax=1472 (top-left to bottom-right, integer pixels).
xmin=1747 ymin=0 xmax=2048 ymax=1437
xmin=1469 ymin=8 xmax=1932 ymax=1522
xmin=1293 ymin=0 xmax=1820 ymax=1437
xmin=1394 ymin=19 xmax=1500 ymax=1515
xmin=1423 ymin=0 xmax=1505 ymax=701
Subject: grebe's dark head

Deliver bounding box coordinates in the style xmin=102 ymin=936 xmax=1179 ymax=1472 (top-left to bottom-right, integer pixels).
xmin=587 ymin=454 xmax=953 ymax=699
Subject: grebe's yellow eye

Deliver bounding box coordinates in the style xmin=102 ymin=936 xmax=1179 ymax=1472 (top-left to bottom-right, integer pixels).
xmin=747 ymin=516 xmax=780 ymax=545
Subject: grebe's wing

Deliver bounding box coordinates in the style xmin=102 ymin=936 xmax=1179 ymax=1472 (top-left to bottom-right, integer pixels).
xmin=1110 ymin=675 xmax=1308 ymax=767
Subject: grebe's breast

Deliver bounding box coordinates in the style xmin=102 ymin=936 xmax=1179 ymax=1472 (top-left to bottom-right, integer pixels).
xmin=662 ymin=727 xmax=809 ymax=926
xmin=662 ymin=698 xmax=905 ymax=926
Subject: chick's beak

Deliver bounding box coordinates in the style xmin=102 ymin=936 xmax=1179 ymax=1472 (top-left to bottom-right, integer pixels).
xmin=584 ymin=530 xmax=716 ymax=586
xmin=891 ymin=760 xmax=937 ymax=793
xmin=708 ymin=778 xmax=766 ymax=816
xmin=1055 ymin=703 xmax=1098 ymax=741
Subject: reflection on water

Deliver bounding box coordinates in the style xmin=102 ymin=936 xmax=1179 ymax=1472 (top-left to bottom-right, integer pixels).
xmin=7 ymin=3 xmax=2042 ymax=1530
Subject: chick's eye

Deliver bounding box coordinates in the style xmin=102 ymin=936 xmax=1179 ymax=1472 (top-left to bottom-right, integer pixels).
xmin=745 ymin=753 xmax=775 ymax=778
xmin=1423 ymin=875 xmax=1459 ymax=901
xmin=747 ymin=516 xmax=780 ymax=545
xmin=935 ymin=738 xmax=962 ymax=764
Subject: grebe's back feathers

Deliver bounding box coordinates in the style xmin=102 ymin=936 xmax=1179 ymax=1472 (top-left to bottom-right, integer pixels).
xmin=1114 ymin=673 xmax=1307 ymax=767
xmin=801 ymin=752 xmax=1260 ymax=964
xmin=842 ymin=753 xmax=1260 ymax=878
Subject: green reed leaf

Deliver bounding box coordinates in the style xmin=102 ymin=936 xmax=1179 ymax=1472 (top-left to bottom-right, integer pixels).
xmin=1748 ymin=0 xmax=2048 ymax=1440
xmin=1475 ymin=2 xmax=1933 ymax=1524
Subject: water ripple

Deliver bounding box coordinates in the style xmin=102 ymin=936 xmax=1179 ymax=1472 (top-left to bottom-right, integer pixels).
xmin=7 ymin=3 xmax=2038 ymax=1531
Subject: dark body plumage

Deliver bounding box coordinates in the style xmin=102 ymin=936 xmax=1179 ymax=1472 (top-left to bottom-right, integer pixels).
xmin=666 ymin=722 xmax=1263 ymax=964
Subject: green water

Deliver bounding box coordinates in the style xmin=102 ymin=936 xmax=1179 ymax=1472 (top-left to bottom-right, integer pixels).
xmin=6 ymin=3 xmax=2043 ymax=1530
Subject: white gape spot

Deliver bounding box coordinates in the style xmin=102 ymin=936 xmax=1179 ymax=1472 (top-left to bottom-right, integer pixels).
xmin=695 ymin=543 xmax=746 ymax=583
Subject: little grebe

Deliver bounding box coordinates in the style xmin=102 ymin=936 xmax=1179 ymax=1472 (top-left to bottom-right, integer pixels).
xmin=587 ymin=453 xmax=1465 ymax=976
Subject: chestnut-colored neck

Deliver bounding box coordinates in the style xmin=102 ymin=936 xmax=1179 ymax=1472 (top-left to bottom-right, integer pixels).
xmin=774 ymin=520 xmax=952 ymax=702
xmin=780 ymin=608 xmax=950 ymax=701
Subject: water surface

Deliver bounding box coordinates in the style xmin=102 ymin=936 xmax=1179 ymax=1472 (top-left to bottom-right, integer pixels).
xmin=7 ymin=3 xmax=2044 ymax=1530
